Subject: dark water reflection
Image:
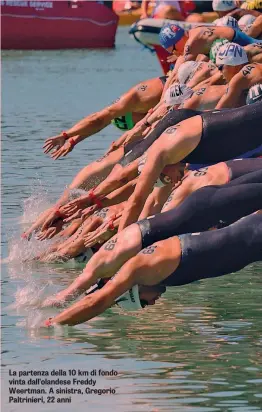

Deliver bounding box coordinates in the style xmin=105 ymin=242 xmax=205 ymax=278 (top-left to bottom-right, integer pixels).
xmin=2 ymin=28 xmax=262 ymax=412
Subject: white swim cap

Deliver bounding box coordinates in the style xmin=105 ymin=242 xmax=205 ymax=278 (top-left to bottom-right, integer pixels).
xmin=115 ymin=285 xmax=143 ymax=311
xmin=177 ymin=61 xmax=200 ymax=84
xmin=164 ymin=83 xmax=193 ymax=106
xmin=246 ymin=84 xmax=262 ymax=105
xmin=216 ymin=42 xmax=248 ymax=66
xmin=238 ymin=14 xmax=256 ymax=27
xmin=212 ymin=0 xmax=236 ymax=11
xmin=215 ymin=16 xmax=239 ymax=28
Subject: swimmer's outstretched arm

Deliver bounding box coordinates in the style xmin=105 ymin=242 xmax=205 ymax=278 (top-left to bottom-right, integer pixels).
xmin=55 ymin=163 xmax=139 ymax=225
xmin=87 ymin=160 xmax=139 ymax=201
xmin=102 ymin=178 xmax=137 ymax=206
xmin=144 ymin=102 xmax=169 ymax=126
xmin=244 ymin=15 xmax=262 ymax=38
xmin=24 ymin=148 xmax=126 ymax=237
xmin=44 ymin=237 xmax=180 ymax=326
xmin=45 ymin=269 xmax=136 ymax=326
xmin=43 ymin=90 xmax=140 ymax=157
xmin=42 ymin=223 xmax=142 ymax=306
xmin=40 ymin=215 xmax=102 ymax=262
xmin=64 ymin=179 xmax=136 ymax=222
xmin=118 ymin=149 xmax=166 ymax=230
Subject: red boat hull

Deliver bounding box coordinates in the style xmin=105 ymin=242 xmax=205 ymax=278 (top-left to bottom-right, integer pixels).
xmin=1 ymin=1 xmax=119 ymax=49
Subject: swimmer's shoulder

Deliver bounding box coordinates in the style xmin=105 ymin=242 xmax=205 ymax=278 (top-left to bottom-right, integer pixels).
xmin=240 ymin=62 xmax=262 ymax=80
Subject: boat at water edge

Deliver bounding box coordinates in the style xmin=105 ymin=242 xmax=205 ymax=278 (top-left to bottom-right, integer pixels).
xmin=1 ymin=0 xmax=119 ymax=49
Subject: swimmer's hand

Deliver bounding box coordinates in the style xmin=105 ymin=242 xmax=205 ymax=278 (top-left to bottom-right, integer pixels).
xmin=41 ymin=208 xmax=63 ymax=231
xmin=50 ymin=139 xmax=75 ymax=160
xmin=81 ymin=205 xmax=98 ymax=221
xmin=64 ymin=204 xmax=98 ymax=224
xmin=21 ymin=231 xmax=33 ymax=241
xmin=62 ymin=195 xmax=91 ymax=216
xmin=43 ymin=134 xmax=66 ymax=155
xmin=63 ymin=209 xmax=83 ymax=223
xmin=84 ymin=214 xmax=120 ymax=248
xmin=36 ymin=222 xmax=63 ymax=241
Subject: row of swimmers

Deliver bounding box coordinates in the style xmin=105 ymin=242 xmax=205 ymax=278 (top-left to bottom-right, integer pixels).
xmin=18 ymin=3 xmax=262 ymax=327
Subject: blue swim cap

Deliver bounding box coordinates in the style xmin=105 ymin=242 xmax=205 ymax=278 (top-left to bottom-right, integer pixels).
xmin=246 ymin=84 xmax=262 ymax=105
xmin=159 ymin=24 xmax=185 ymax=50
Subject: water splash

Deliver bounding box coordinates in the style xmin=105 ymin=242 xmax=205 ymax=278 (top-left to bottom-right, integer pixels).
xmin=20 ymin=182 xmax=51 ymax=225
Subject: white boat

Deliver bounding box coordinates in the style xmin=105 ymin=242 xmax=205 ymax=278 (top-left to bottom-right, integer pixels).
xmin=129 ymin=17 xmax=213 ymax=48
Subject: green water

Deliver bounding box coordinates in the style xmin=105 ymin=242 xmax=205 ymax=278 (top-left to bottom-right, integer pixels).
xmin=2 ymin=27 xmax=262 ymax=412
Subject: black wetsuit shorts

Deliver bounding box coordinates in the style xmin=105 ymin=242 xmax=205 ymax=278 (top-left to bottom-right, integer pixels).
xmin=163 ymin=213 xmax=262 ymax=286
xmin=137 ymin=172 xmax=262 ymax=249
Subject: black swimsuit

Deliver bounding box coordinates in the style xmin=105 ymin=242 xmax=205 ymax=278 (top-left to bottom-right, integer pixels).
xmin=226 ymin=158 xmax=262 ymax=180
xmin=137 ymin=169 xmax=262 ymax=249
xmin=184 ymin=102 xmax=262 ymax=164
xmin=163 ymin=213 xmax=262 ymax=286
xmin=120 ymin=102 xmax=262 ymax=166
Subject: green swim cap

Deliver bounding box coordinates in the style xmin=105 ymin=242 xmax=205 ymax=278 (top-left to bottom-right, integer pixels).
xmin=209 ymin=38 xmax=230 ymax=63
xmin=111 ymin=112 xmax=134 ymax=131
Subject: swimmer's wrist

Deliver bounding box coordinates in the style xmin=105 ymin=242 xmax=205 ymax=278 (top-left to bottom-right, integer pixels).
xmin=62 ymin=131 xmax=70 ymax=139
xmin=108 ymin=214 xmax=117 ymax=231
xmin=88 ymin=190 xmax=103 ymax=209
xmin=63 ymin=132 xmax=77 ymax=148
xmin=68 ymin=138 xmax=76 ymax=149
xmin=54 ymin=208 xmax=64 ymax=218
